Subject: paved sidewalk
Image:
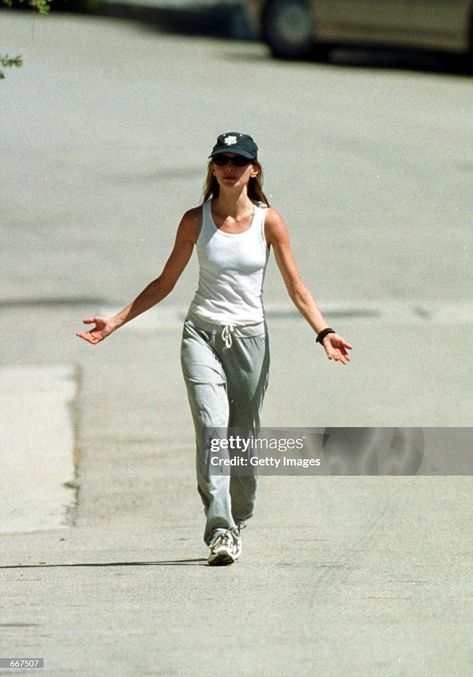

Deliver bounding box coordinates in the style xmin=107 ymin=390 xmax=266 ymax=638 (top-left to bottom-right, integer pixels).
xmin=1 ymin=302 xmax=473 ymax=675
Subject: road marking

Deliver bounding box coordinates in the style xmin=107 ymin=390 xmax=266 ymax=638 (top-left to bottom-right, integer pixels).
xmin=97 ymin=302 xmax=473 ymax=332
xmin=0 ymin=366 xmax=78 ymax=534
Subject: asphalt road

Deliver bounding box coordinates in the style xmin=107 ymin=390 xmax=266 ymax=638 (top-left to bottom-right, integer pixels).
xmin=1 ymin=8 xmax=473 ymax=676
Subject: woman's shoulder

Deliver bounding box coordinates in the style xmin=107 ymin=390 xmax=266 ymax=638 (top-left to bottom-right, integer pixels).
xmin=181 ymin=205 xmax=203 ymax=224
xmin=178 ymin=205 xmax=203 ymax=243
xmin=263 ymin=207 xmax=289 ymax=245
xmin=264 ymin=207 xmax=286 ymax=228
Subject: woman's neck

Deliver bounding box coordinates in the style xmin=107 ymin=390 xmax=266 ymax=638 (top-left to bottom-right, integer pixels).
xmin=213 ymin=189 xmax=254 ymax=218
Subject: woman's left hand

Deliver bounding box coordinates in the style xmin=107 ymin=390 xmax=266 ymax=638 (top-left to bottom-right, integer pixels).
xmin=322 ymin=334 xmax=353 ymax=365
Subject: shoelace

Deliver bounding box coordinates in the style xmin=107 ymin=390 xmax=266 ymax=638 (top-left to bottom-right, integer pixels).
xmin=221 ymin=324 xmax=235 ymax=349
xmin=210 ymin=529 xmax=234 ymax=550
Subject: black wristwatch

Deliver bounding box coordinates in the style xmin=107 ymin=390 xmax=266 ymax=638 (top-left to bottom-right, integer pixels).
xmin=316 ymin=327 xmax=336 ymax=344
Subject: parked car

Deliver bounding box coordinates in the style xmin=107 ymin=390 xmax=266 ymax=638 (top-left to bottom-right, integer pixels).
xmin=242 ymin=0 xmax=473 ymax=67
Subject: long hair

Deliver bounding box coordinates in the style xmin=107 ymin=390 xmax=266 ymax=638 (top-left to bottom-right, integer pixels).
xmin=202 ymin=160 xmax=271 ymax=206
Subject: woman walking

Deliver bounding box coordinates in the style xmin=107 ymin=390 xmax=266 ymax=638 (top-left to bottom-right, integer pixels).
xmin=76 ymin=132 xmax=352 ymax=566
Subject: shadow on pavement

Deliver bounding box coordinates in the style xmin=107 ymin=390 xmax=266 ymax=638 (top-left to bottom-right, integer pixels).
xmin=0 ymin=558 xmax=208 ymax=568
xmin=227 ymin=43 xmax=471 ymax=77
xmin=329 ymin=46 xmax=470 ymax=77
xmin=0 ymin=297 xmax=110 ymax=309
xmin=95 ymin=1 xmax=254 ymax=40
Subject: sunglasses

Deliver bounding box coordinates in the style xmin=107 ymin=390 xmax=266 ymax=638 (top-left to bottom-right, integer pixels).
xmin=212 ymin=155 xmax=253 ymax=167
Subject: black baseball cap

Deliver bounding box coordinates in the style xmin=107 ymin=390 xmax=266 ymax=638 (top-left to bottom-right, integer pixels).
xmin=209 ymin=132 xmax=258 ymax=161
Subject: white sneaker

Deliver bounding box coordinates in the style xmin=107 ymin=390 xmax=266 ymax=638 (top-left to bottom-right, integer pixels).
xmin=208 ymin=529 xmax=239 ymax=566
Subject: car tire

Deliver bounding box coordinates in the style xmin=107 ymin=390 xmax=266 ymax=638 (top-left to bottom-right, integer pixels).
xmin=262 ymin=0 xmax=322 ymax=60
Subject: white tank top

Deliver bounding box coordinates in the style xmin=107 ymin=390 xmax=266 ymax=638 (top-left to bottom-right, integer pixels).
xmin=188 ymin=200 xmax=270 ymax=325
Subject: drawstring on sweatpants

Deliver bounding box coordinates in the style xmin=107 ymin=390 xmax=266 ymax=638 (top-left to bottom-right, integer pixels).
xmin=221 ymin=324 xmax=235 ymax=349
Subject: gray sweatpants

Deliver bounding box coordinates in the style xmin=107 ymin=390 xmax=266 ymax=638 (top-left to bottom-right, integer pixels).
xmin=180 ymin=312 xmax=270 ymax=544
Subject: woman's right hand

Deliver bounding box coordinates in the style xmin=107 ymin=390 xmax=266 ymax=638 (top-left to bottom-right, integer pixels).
xmin=76 ymin=316 xmax=120 ymax=345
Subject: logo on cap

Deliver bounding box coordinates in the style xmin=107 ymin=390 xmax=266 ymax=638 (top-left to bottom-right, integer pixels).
xmin=224 ymin=135 xmax=238 ymax=146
